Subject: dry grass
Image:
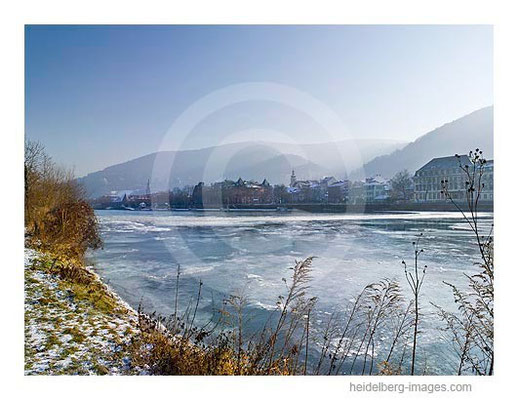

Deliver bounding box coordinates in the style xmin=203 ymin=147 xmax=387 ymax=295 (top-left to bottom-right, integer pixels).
xmin=127 ymin=258 xmax=413 ymax=375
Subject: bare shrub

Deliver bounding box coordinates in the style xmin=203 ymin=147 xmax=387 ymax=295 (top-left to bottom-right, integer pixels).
xmin=402 ymin=234 xmax=427 ymax=375
xmin=435 ymin=149 xmax=494 ymax=375
xmin=25 ymin=140 xmax=101 ymax=264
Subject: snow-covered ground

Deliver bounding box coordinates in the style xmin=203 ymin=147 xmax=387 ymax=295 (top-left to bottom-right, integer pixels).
xmin=24 ymin=248 xmax=146 ymax=375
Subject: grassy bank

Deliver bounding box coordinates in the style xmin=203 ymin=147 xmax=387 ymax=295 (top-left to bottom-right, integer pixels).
xmin=24 ymin=249 xmax=143 ymax=375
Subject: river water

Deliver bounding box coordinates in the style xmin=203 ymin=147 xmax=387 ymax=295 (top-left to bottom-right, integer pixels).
xmin=91 ymin=209 xmax=493 ymax=374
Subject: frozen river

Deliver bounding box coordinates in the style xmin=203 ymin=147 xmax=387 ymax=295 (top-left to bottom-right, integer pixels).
xmin=92 ymin=209 xmax=493 ymax=374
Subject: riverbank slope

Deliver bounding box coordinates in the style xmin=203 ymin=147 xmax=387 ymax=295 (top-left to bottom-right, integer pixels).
xmin=24 ymin=248 xmax=145 ymax=375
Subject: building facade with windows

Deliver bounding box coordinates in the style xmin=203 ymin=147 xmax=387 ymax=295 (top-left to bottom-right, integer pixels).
xmin=414 ymin=155 xmax=493 ymax=202
xmin=480 ymin=159 xmax=494 ymax=202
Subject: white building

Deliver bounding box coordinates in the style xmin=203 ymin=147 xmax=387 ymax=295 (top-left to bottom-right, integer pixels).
xmin=414 ymin=155 xmax=493 ymax=202
xmin=348 ymin=175 xmax=390 ymax=204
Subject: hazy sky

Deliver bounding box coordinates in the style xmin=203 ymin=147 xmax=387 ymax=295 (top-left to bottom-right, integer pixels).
xmin=25 ymin=25 xmax=493 ymax=176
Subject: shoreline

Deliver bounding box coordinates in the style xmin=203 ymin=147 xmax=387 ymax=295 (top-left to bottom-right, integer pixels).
xmin=85 ymin=263 xmax=139 ymax=318
xmin=93 ymin=202 xmax=494 ymax=213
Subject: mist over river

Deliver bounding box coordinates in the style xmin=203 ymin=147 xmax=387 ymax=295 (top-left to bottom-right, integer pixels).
xmin=91 ymin=210 xmax=493 ymax=374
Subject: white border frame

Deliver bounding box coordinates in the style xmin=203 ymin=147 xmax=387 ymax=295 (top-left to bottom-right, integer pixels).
xmin=2 ymin=1 xmax=516 ymax=399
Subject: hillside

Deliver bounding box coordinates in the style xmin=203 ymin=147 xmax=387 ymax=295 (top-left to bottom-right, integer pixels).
xmin=78 ymin=139 xmax=404 ymax=197
xmin=359 ymin=106 xmax=494 ymax=179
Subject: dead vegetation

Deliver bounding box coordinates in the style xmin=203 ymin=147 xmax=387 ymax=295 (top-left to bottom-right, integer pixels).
xmin=25 ymin=140 xmax=102 ymax=265
xmin=128 ymin=258 xmax=415 ymax=375
xmin=435 ymin=149 xmax=494 ymax=375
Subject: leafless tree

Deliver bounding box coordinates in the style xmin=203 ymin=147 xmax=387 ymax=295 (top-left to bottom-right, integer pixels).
xmin=389 ymin=170 xmax=413 ymax=202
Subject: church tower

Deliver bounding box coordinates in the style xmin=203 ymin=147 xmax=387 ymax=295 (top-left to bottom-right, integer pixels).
xmin=290 ymin=169 xmax=297 ymax=187
xmin=146 ymin=179 xmax=151 ymax=197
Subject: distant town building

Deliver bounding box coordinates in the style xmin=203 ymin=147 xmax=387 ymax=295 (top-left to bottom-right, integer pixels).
xmin=290 ymin=169 xmax=297 ymax=187
xmin=481 ymin=160 xmax=494 ymax=202
xmin=192 ymin=178 xmax=273 ymax=206
xmin=287 ymin=180 xmax=322 ymax=202
xmin=347 ymin=175 xmax=390 ymax=204
xmin=348 ymin=181 xmax=366 ymax=205
xmin=288 ymin=170 xmax=392 ymax=204
xmin=90 ymin=183 xmax=155 ymax=209
xmin=413 ymin=155 xmax=493 ymax=202
xmin=327 ymin=180 xmax=349 ymax=203
xmin=364 ymin=175 xmax=390 ymax=203
xmin=288 ymin=171 xmax=328 ymax=203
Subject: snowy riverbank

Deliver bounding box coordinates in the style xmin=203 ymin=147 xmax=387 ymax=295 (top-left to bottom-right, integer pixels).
xmin=24 ymin=248 xmax=147 ymax=375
